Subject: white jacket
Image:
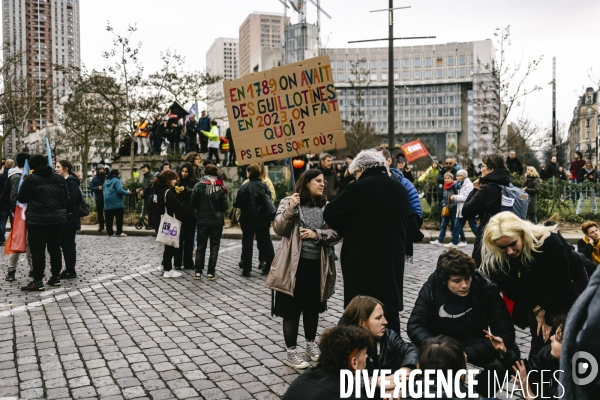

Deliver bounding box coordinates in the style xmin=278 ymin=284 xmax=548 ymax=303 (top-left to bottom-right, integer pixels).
xmin=454 ymin=177 xmax=474 ymax=218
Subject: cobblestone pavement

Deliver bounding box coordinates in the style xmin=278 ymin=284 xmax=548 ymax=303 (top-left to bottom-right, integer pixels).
xmin=0 ymin=237 xmax=531 ymax=399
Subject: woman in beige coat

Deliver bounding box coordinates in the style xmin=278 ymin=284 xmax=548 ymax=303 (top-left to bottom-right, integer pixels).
xmin=266 ymin=169 xmax=339 ymax=369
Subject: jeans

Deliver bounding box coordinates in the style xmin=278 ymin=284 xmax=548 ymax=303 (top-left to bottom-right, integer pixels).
xmin=195 ymin=225 xmax=223 ymax=274
xmin=105 ymin=208 xmax=124 ymax=236
xmin=61 ymin=228 xmax=77 ymax=272
xmin=451 ymin=216 xmax=478 ymax=245
xmin=241 ymin=226 xmax=274 ymax=274
xmin=162 ymin=245 xmax=177 ymax=271
xmin=208 ymin=148 xmax=220 ymax=164
xmin=28 ymin=223 xmax=63 ymax=281
xmin=186 ymin=135 xmax=197 ymax=154
xmin=437 ymin=209 xmax=456 ymax=242
xmin=8 ymin=234 xmax=32 ymax=273
xmin=96 ymin=198 xmax=105 ymax=229
xmin=175 ymin=219 xmax=195 ymax=269
xmin=0 ymin=206 xmax=9 ymax=243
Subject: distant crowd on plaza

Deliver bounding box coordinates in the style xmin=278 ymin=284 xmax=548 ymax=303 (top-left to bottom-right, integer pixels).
xmin=1 ymin=134 xmax=600 ymax=398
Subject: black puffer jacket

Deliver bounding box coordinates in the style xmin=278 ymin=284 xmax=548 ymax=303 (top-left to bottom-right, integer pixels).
xmin=462 ymin=168 xmax=511 ymax=266
xmin=175 ymin=177 xmax=197 ymax=219
xmin=191 ymin=175 xmax=229 ymax=227
xmin=65 ymin=175 xmax=81 ymax=231
xmin=234 ymin=178 xmax=274 ymax=230
xmin=17 ymin=166 xmax=68 ymax=225
xmin=407 ymin=271 xmax=515 ymax=368
xmin=365 ymin=329 xmax=418 ymax=373
xmin=153 ymin=184 xmax=185 ymax=226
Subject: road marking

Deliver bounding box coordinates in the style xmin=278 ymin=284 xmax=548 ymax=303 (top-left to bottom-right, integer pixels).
xmin=0 ymin=245 xmax=244 ymax=320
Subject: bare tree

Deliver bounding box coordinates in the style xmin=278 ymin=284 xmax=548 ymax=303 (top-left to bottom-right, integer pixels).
xmin=343 ymin=59 xmax=380 ymax=155
xmin=473 ymin=26 xmax=544 ymax=151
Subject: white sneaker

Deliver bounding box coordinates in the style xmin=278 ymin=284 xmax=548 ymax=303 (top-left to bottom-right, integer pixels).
xmin=443 ymin=243 xmax=457 ymax=248
xmin=163 ymin=270 xmax=182 ymax=278
xmin=305 ymin=341 xmax=320 ymax=362
xmin=457 ymin=242 xmax=468 ymax=247
xmin=430 ymin=240 xmax=441 ymax=245
xmin=284 ymin=347 xmax=310 ymax=369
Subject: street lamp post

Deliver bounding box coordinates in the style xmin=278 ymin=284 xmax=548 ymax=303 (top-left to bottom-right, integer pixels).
xmin=349 ymin=2 xmax=435 ymax=151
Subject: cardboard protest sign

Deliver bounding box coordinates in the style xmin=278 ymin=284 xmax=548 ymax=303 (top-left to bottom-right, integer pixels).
xmin=400 ymin=139 xmax=430 ymax=162
xmin=223 ymin=55 xmax=345 ymax=164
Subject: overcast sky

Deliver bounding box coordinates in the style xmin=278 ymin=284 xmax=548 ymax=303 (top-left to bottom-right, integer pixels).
xmin=80 ymin=0 xmax=598 ymax=134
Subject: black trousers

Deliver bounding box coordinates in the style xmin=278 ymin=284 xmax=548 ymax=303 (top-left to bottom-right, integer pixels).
xmin=175 ymin=219 xmax=195 ymax=269
xmin=196 ymin=225 xmax=223 ymax=274
xmin=96 ymin=198 xmax=105 ymax=229
xmin=162 ymin=245 xmax=177 ymax=271
xmin=61 ymin=228 xmax=77 ymax=273
xmin=105 ymin=208 xmax=124 ymax=236
xmin=241 ymin=226 xmax=274 ymax=274
xmin=145 ymin=198 xmax=155 ymax=228
xmin=29 ymin=224 xmax=63 ymax=281
xmin=200 ymin=135 xmax=208 ymax=153
xmin=208 ymin=148 xmax=220 ymax=164
xmin=186 ymin=135 xmax=197 ymax=154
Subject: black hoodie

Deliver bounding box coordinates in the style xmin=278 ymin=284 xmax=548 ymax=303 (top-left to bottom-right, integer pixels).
xmin=17 ymin=166 xmax=68 ymax=225
xmin=462 ymin=168 xmax=511 ymax=266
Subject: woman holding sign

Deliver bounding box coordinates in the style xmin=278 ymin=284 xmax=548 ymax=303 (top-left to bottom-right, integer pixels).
xmin=266 ymin=169 xmax=339 ymax=369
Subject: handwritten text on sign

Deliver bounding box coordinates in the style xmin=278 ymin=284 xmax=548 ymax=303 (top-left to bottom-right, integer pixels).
xmin=223 ymin=55 xmax=346 ymax=164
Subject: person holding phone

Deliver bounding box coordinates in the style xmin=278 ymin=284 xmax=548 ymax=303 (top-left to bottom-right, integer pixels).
xmin=266 ymin=169 xmax=339 ymax=369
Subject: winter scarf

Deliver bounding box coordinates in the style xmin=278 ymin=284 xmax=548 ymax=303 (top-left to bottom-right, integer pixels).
xmin=443 ymin=181 xmax=455 ymax=191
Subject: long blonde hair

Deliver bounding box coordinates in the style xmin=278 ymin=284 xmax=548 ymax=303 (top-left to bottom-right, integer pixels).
xmin=526 ymin=166 xmax=539 ymax=178
xmin=480 ymin=212 xmax=556 ymax=277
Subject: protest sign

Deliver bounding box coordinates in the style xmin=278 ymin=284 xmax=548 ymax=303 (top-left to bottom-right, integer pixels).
xmin=223 ymin=55 xmax=346 ymax=164
xmin=400 ymin=139 xmax=430 ymax=162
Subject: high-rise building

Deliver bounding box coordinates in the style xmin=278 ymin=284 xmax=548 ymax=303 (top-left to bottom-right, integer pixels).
xmin=569 ymin=87 xmax=600 ymax=166
xmin=238 ymin=12 xmax=288 ymax=75
xmin=206 ymin=37 xmax=238 ymax=129
xmin=325 ymin=40 xmax=498 ymax=163
xmin=2 ymin=0 xmax=81 ymax=157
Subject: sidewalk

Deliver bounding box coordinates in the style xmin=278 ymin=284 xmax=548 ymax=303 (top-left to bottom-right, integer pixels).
xmin=78 ymin=225 xmax=583 ymax=244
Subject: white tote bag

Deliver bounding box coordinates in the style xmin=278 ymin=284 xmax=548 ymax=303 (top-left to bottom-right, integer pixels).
xmin=155 ymin=189 xmax=181 ymax=248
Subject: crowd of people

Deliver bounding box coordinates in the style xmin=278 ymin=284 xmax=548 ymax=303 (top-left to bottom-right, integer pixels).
xmin=1 ymin=145 xmax=599 ymax=399
xmin=118 ymin=111 xmax=236 ymax=167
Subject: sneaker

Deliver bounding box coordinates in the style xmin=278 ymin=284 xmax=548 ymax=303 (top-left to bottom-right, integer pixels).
xmin=207 ymin=273 xmax=218 ymax=281
xmin=430 ymin=240 xmax=441 ymax=245
xmin=163 ymin=270 xmax=182 ymax=278
xmin=257 ymin=262 xmax=266 ymax=270
xmin=157 ymin=265 xmax=164 ymax=272
xmin=242 ymin=271 xmax=251 ymax=278
xmin=47 ymin=276 xmax=61 ymax=287
xmin=174 ymin=266 xmax=182 ymax=271
xmin=118 ymin=233 xmax=127 ymax=237
xmin=4 ymin=271 xmax=15 ymax=281
xmin=21 ymin=280 xmax=45 ymax=291
xmin=457 ymin=242 xmax=468 ymax=247
xmin=59 ymin=270 xmax=77 ymax=279
xmin=284 ymin=347 xmax=310 ymax=369
xmin=194 ymin=272 xmax=202 ymax=280
xmin=305 ymin=341 xmax=321 ymax=362
xmin=443 ymin=243 xmax=457 ymax=248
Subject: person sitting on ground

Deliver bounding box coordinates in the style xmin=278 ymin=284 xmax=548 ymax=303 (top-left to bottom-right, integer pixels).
xmin=407 ymin=248 xmax=516 ymax=369
xmin=483 ymin=316 xmax=565 ymax=400
xmin=341 ymin=296 xmax=418 ymax=384
xmin=282 ymin=325 xmax=373 ymax=400
xmin=578 ymin=221 xmax=600 ymax=268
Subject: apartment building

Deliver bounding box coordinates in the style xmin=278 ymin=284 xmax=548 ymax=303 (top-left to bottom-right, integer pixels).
xmin=238 ymin=12 xmax=288 ymax=75
xmin=569 ymin=87 xmax=600 ymax=166
xmin=206 ymin=37 xmax=238 ymax=129
xmin=325 ymin=40 xmax=497 ymax=162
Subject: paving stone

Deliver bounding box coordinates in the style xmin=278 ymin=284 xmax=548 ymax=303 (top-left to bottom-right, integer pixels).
xmin=122 ymin=385 xmax=146 ymax=399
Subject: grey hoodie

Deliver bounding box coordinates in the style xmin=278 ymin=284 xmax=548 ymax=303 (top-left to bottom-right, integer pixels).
xmin=7 ymin=167 xmax=23 ymax=208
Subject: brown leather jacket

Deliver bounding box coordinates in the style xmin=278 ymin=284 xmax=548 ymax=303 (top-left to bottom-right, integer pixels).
xmin=265 ymin=197 xmax=340 ymax=301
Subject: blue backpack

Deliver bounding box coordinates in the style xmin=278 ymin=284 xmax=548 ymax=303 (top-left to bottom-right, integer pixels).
xmin=493 ymin=183 xmax=530 ymax=219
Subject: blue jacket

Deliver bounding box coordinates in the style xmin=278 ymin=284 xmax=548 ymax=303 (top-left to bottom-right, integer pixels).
xmin=90 ymin=173 xmax=105 ymax=202
xmin=196 ymin=115 xmax=211 ymax=133
xmin=390 ymin=168 xmax=422 ymax=218
xmin=103 ymin=176 xmax=130 ymax=210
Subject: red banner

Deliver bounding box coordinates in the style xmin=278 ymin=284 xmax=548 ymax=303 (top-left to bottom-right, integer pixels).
xmin=400 ymin=139 xmax=430 ymax=162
